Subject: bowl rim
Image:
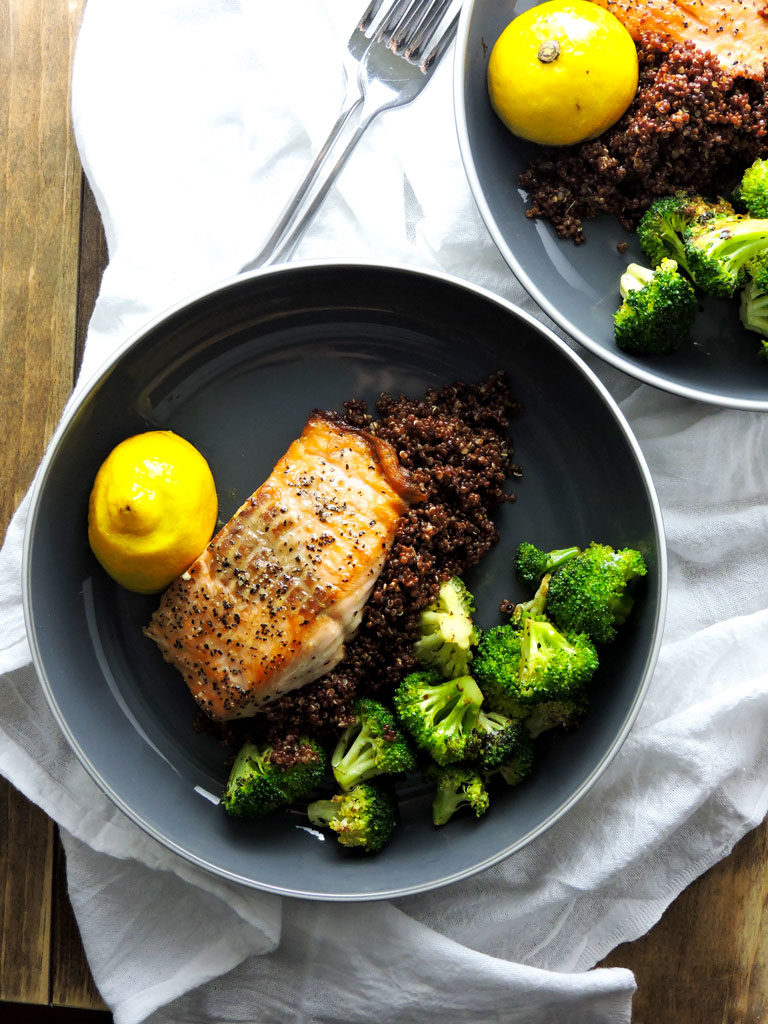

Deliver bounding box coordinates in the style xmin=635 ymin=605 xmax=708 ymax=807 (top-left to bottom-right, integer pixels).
xmin=22 ymin=258 xmax=668 ymax=900
xmin=452 ymin=0 xmax=768 ymax=413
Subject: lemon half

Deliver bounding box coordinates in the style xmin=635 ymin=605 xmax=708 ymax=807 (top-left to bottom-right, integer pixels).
xmin=487 ymin=0 xmax=638 ymax=147
xmin=88 ymin=430 xmax=218 ymax=593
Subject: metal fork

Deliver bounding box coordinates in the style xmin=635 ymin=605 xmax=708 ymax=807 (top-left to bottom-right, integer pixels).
xmin=240 ymin=0 xmax=460 ymax=272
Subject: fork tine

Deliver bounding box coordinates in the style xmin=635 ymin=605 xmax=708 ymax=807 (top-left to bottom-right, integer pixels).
xmin=408 ymin=3 xmax=458 ymax=66
xmin=389 ymin=0 xmax=446 ymax=53
xmin=376 ymin=0 xmax=418 ymax=41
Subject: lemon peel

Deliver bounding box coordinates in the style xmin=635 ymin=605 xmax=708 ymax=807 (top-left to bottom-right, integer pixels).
xmin=88 ymin=430 xmax=217 ymax=593
xmin=487 ymin=0 xmax=638 ymax=147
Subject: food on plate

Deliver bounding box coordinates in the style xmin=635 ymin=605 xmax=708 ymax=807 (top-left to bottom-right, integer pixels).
xmin=621 ymin=181 xmax=768 ymax=357
xmin=487 ymin=0 xmax=638 ymax=146
xmin=737 ymin=157 xmax=768 ymax=217
xmin=258 ymin=374 xmax=520 ymax=760
xmin=221 ymin=736 xmax=327 ymax=818
xmin=740 ymin=263 xmax=768 ymax=356
xmin=393 ymin=670 xmax=485 ymax=766
xmin=330 ymin=698 xmax=417 ymax=791
xmin=306 ymin=781 xmax=397 ymax=854
xmin=634 ymin=192 xmax=736 ymax=277
xmin=544 ymin=541 xmax=647 ymax=644
xmin=412 ymin=575 xmax=480 ymax=679
xmin=144 ymin=413 xmax=423 ymax=721
xmin=588 ymin=0 xmax=768 ymax=81
xmin=613 ymin=258 xmax=698 ymax=354
xmin=427 ymin=763 xmax=490 ymax=826
xmin=472 ymin=614 xmax=597 ymax=728
xmin=474 ymin=708 xmax=532 ymax=773
xmin=514 ymin=542 xmax=582 ymax=590
xmin=519 ymin=37 xmax=768 ymax=243
xmin=88 ymin=430 xmax=217 ymax=594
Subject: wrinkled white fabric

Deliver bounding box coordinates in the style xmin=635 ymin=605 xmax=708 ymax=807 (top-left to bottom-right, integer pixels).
xmin=2 ymin=1 xmax=768 ymax=1022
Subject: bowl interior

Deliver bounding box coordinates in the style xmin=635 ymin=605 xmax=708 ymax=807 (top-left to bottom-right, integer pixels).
xmin=25 ymin=263 xmax=664 ymax=899
xmin=456 ymin=0 xmax=768 ymax=410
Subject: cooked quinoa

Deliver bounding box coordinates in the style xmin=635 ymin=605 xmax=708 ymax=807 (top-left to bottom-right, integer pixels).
xmin=520 ymin=34 xmax=768 ymax=243
xmin=197 ymin=373 xmax=521 ymax=766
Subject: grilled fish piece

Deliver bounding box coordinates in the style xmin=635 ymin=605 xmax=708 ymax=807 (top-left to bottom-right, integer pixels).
xmin=144 ymin=413 xmax=422 ymax=720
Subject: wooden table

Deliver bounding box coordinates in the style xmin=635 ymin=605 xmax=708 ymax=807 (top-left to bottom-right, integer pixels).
xmin=1 ymin=1 xmax=766 ymax=1019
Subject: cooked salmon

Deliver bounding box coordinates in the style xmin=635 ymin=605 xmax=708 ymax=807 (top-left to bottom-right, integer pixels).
xmin=591 ymin=0 xmax=768 ymax=80
xmin=144 ymin=414 xmax=423 ymax=721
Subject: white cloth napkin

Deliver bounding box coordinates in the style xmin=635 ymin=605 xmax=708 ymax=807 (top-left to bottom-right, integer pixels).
xmin=2 ymin=1 xmax=768 ymax=1021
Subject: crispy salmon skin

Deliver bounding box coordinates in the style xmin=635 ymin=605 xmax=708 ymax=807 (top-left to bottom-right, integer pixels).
xmin=591 ymin=0 xmax=768 ymax=80
xmin=144 ymin=414 xmax=422 ymax=721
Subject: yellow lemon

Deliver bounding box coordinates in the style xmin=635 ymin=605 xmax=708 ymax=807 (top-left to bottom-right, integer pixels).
xmin=487 ymin=0 xmax=638 ymax=146
xmin=88 ymin=430 xmax=218 ymax=594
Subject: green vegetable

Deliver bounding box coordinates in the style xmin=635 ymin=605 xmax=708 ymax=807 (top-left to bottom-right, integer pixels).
xmin=331 ymin=698 xmax=417 ymax=791
xmin=514 ymin=542 xmax=581 ymax=591
xmin=613 ymin=260 xmax=697 ymax=355
xmin=413 ymin=575 xmax=479 ymax=679
xmin=684 ymin=214 xmax=768 ymax=297
xmin=475 ymin=708 xmax=534 ymax=778
xmin=736 ymin=157 xmax=768 ymax=218
xmin=394 ymin=669 xmax=483 ymax=766
xmin=427 ymin=764 xmax=490 ymax=826
xmin=307 ymin=782 xmax=397 ymax=854
xmin=222 ymin=737 xmax=326 ymax=818
xmin=636 ymin=192 xmax=733 ymax=275
xmin=546 ymin=541 xmax=647 ymax=644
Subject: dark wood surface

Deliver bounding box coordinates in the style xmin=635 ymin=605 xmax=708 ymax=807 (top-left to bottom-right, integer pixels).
xmin=1 ymin=0 xmax=766 ymax=1018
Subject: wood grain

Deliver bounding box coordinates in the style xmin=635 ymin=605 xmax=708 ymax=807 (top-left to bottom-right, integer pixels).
xmin=0 ymin=0 xmax=90 ymax=1010
xmin=0 ymin=0 xmax=84 ymax=526
xmin=0 ymin=780 xmax=54 ymax=1004
xmin=600 ymin=820 xmax=768 ymax=1022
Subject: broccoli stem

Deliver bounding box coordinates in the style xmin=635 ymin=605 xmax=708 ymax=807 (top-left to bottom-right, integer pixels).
xmin=432 ymin=789 xmax=464 ymax=827
xmin=306 ymin=799 xmax=338 ymax=828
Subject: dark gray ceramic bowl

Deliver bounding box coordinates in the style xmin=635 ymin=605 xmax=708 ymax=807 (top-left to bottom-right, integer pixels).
xmin=455 ymin=0 xmax=768 ymax=411
xmin=23 ymin=262 xmax=666 ymax=899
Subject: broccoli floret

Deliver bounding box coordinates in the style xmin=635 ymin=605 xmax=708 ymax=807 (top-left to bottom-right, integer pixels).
xmin=394 ymin=669 xmax=483 ymax=766
xmin=427 ymin=764 xmax=490 ymax=826
xmin=546 ymin=542 xmax=647 ymax=644
xmin=636 ymin=192 xmax=733 ymax=274
xmin=684 ymin=215 xmax=768 ymax=297
xmin=747 ymin=250 xmax=768 ymax=292
xmin=331 ymin=698 xmax=417 ymax=791
xmin=413 ymin=575 xmax=480 ymax=679
xmin=524 ymin=697 xmax=589 ymax=738
xmin=222 ymin=737 xmax=326 ymax=818
xmin=736 ymin=158 xmax=768 ymax=218
xmin=740 ymin=277 xmax=768 ymax=340
xmin=307 ymin=782 xmax=396 ymax=854
xmin=475 ymin=708 xmax=531 ymax=773
xmin=511 ymin=574 xmax=550 ymax=625
xmin=473 ymin=619 xmax=597 ymax=719
xmin=613 ymin=260 xmax=698 ymax=355
xmin=514 ymin=542 xmax=581 ymax=590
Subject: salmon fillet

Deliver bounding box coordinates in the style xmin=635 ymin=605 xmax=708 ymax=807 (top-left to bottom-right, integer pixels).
xmin=144 ymin=414 xmax=422 ymax=721
xmin=591 ymin=0 xmax=768 ymax=80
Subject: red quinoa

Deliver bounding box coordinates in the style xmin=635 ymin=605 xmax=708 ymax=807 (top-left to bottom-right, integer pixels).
xmin=520 ymin=34 xmax=768 ymax=243
xmin=199 ymin=373 xmax=522 ymax=766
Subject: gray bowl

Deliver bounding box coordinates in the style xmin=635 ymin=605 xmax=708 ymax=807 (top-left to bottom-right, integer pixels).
xmin=455 ymin=0 xmax=768 ymax=411
xmin=23 ymin=261 xmax=666 ymax=899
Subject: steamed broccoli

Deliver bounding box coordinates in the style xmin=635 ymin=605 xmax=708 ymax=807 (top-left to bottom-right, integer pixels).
xmin=613 ymin=259 xmax=698 ymax=355
xmin=331 ymin=698 xmax=417 ymax=791
xmin=514 ymin=542 xmax=581 ymax=590
xmin=475 ymin=709 xmax=533 ymax=777
xmin=739 ymin=278 xmax=768 ymax=359
xmin=683 ymin=214 xmax=768 ymax=297
xmin=736 ymin=157 xmax=768 ymax=218
xmin=473 ymin=618 xmax=597 ymax=720
xmin=427 ymin=764 xmax=490 ymax=826
xmin=546 ymin=542 xmax=647 ymax=644
xmin=393 ymin=669 xmax=483 ymax=766
xmin=413 ymin=575 xmax=479 ymax=679
xmin=222 ymin=737 xmax=326 ymax=818
xmin=636 ymin=192 xmax=733 ymax=274
xmin=307 ymin=782 xmax=396 ymax=854
xmin=524 ymin=697 xmax=589 ymax=738
xmin=511 ymin=574 xmax=550 ymax=625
